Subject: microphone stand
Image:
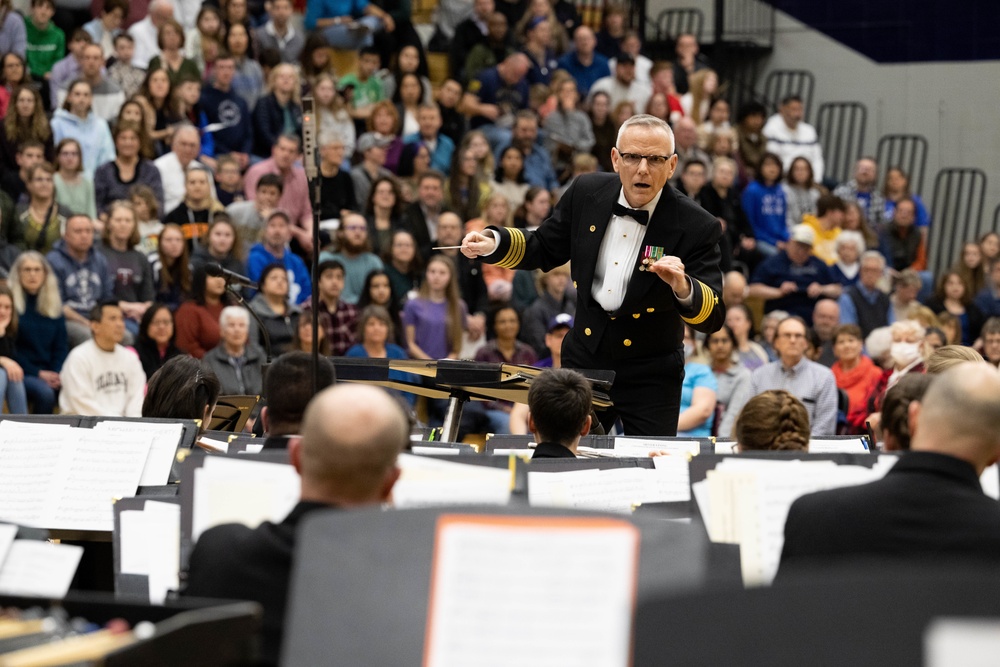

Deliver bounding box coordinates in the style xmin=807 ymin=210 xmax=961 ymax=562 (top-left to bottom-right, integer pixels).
xmin=303 ymin=97 xmax=321 ymax=394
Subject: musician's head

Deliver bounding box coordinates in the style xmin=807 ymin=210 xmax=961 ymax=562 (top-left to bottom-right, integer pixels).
xmin=612 ymin=114 xmax=678 ymax=208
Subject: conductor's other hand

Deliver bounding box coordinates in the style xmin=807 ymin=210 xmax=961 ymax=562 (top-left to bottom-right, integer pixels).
xmin=461 ymin=231 xmax=497 ymax=258
xmin=648 ymin=256 xmax=691 ymax=299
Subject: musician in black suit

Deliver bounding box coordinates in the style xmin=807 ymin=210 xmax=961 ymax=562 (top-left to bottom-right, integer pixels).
xmin=778 ymin=363 xmax=1000 ymax=577
xmin=182 ymin=384 xmax=409 ymax=665
xmin=462 ymin=114 xmax=726 ymax=435
xmin=529 ymin=368 xmax=593 ymax=458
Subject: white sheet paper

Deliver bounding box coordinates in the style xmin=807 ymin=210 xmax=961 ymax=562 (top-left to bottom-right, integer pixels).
xmin=424 ymin=517 xmax=638 ymax=667
xmin=613 ymin=437 xmax=700 ymax=458
xmin=392 ymin=453 xmax=511 ymax=508
xmin=0 ymin=427 xmax=149 ymax=531
xmin=192 ymin=458 xmax=300 ymax=540
xmin=528 ymin=465 xmax=690 ymax=512
xmin=980 ymin=464 xmax=1000 ymax=500
xmin=807 ymin=438 xmax=869 ymax=453
xmin=94 ymin=421 xmax=184 ymax=486
xmin=0 ymin=540 xmax=84 ymax=597
xmin=142 ymin=501 xmax=181 ymax=604
xmin=411 ymin=447 xmax=462 ymax=456
xmin=925 ymin=618 xmax=1000 ymax=667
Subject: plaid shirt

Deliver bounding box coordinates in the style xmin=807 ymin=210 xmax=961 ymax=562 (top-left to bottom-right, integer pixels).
xmin=307 ymin=299 xmax=358 ymax=356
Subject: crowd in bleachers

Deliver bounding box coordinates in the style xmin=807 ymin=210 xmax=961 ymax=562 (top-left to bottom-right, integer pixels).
xmin=0 ymin=0 xmax=995 ymax=435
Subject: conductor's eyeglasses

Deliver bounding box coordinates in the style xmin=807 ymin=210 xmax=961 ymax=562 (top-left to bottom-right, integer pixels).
xmin=617 ymin=151 xmax=674 ymax=167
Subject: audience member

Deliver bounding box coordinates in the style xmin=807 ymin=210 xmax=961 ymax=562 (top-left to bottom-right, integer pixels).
xmin=830 ymin=323 xmax=883 ymax=434
xmin=174 ymin=264 xmax=231 ymax=358
xmin=254 ymin=0 xmax=303 ymax=63
xmin=702 ymin=157 xmax=758 ymax=274
xmin=99 ymin=200 xmax=154 ymax=335
xmin=149 ymin=223 xmax=191 ymax=310
xmin=16 ymin=162 xmax=71 ymax=254
xmin=243 ymin=134 xmax=314 ymax=254
xmin=200 ymin=53 xmax=253 ymax=168
xmin=801 ymin=194 xmax=845 ymax=266
xmin=749 ymin=224 xmax=841 ymax=324
xmin=183 ymin=383 xmax=407 ymax=664
xmin=879 ymin=197 xmax=926 ymax=273
xmin=734 ymin=389 xmax=810 ymax=451
xmin=319 ymin=212 xmax=385 ymax=305
xmin=729 ymin=316 xmax=838 ymax=436
xmin=53 ymin=138 xmax=96 ymax=219
xmin=59 ymin=300 xmax=145 ymax=416
xmin=837 ymin=250 xmax=890 ymax=337
xmin=134 ymin=302 xmax=182 ymax=378
xmin=678 ymin=326 xmax=717 ymax=437
xmin=249 ymin=262 xmax=301 ymax=356
xmin=47 ymin=214 xmax=115 ymax=347
xmin=202 ymin=305 xmax=264 ymax=394
xmin=520 ymin=264 xmax=574 ymax=357
xmin=981 ymin=317 xmax=1000 ymax=367
xmin=763 ymin=95 xmax=824 ymax=182
xmin=10 ymin=252 xmax=66 ymax=413
xmin=128 ymin=0 xmax=173 ymax=68
xmin=155 ymin=125 xmax=214 ymax=214
xmin=94 ymin=122 xmax=165 ymax=217
xmin=925 ymin=270 xmax=984 ymax=346
xmin=473 ymin=304 xmax=536 ymax=433
xmin=246 ymin=211 xmax=310 ymax=305
xmin=671 ymin=32 xmax=709 ymax=95
xmin=725 ymin=303 xmax=768 ymax=370
xmin=779 ymin=364 xmax=1000 ymax=574
xmin=705 ymin=325 xmax=751 ymax=437
xmin=833 ymin=157 xmax=885 ymax=227
xmin=740 ymin=152 xmax=787 ymax=256
xmin=830 ymin=230 xmax=863 ymax=286
xmin=589 ymin=53 xmax=650 ymax=119
xmin=50 ymin=80 xmax=116 ymax=179
xmin=227 ymin=173 xmax=282 ymax=254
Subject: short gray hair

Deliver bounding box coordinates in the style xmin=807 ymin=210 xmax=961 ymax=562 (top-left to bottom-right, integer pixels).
xmin=860 ymin=250 xmax=886 ymax=269
xmin=834 ymin=230 xmax=864 ymax=253
xmin=220 ymin=305 xmax=250 ymax=328
xmin=616 ymin=114 xmax=675 ymax=152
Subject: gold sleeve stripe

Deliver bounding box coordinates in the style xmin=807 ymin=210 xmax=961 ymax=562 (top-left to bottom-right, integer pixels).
xmin=681 ymin=281 xmax=715 ymax=325
xmin=496 ymin=228 xmax=526 ymax=268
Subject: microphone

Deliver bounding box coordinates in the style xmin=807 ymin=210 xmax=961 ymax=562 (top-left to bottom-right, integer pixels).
xmin=205 ymin=263 xmax=258 ymax=291
xmin=302 ymin=95 xmax=318 ymax=181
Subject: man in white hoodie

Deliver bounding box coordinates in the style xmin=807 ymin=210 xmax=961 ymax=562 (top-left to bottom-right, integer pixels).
xmin=59 ymin=300 xmax=146 ymax=416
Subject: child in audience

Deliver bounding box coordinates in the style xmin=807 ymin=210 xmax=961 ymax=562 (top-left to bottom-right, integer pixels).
xmin=53 ymin=138 xmax=96 ymax=220
xmin=403 ymin=254 xmax=467 ymax=361
xmin=130 ymin=185 xmax=163 ymax=255
xmin=99 ymin=200 xmax=154 ymax=336
xmin=107 ymin=34 xmax=145 ymax=98
xmin=341 ymin=47 xmax=384 ymax=124
xmin=191 ymin=215 xmax=245 ymax=276
xmin=741 ymin=152 xmax=787 ymax=257
xmin=25 ymin=0 xmax=64 ymax=99
xmin=214 ymin=155 xmax=245 ymax=207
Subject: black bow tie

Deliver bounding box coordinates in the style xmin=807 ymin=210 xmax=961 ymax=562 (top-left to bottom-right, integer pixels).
xmin=612 ymin=202 xmax=649 ymax=225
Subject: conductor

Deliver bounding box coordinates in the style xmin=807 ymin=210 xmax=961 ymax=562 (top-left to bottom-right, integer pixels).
xmin=462 ymin=114 xmax=725 ymax=435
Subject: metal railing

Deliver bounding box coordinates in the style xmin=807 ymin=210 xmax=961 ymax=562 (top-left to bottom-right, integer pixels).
xmin=876 ymin=134 xmax=929 ymax=196
xmin=816 ymin=102 xmax=868 ymax=185
xmin=928 ymin=168 xmax=987 ymax=276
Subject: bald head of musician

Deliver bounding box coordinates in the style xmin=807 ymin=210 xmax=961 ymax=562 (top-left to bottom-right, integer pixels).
xmin=289 ymin=383 xmax=410 ymax=505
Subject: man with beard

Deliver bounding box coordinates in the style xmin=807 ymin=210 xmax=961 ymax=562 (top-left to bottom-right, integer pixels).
xmin=494 ymin=110 xmax=558 ymax=191
xmin=200 ymin=52 xmax=253 ymax=171
xmin=318 ymin=212 xmax=384 ymax=305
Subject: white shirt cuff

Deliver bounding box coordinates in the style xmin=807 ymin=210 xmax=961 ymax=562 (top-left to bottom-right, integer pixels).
xmin=482 ymin=229 xmax=501 ymax=257
xmin=674 ymin=277 xmax=695 ymax=307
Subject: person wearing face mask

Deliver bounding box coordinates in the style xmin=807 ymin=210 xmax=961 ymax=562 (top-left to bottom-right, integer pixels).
xmin=863 ymin=319 xmax=927 ymax=435
xmin=677 ymin=325 xmax=717 ymax=437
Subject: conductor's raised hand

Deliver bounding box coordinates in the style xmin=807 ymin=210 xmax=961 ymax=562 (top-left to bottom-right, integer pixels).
xmin=461 ymin=231 xmax=497 ymax=258
xmin=648 ymin=256 xmax=692 ymax=299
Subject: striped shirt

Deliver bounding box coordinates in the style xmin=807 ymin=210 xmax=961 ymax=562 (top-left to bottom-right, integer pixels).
xmin=744 ymin=357 xmax=838 ymax=435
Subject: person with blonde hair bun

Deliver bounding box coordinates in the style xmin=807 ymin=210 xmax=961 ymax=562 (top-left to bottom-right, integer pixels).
xmin=925 ymin=344 xmax=984 ymax=375
xmin=734 ymin=389 xmax=810 ymax=451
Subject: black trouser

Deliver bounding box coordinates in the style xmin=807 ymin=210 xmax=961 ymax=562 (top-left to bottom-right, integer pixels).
xmin=562 ymin=328 xmax=685 ymax=437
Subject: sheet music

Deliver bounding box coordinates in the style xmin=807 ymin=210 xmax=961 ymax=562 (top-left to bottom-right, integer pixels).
xmin=424 ymin=516 xmax=638 ymax=667
xmin=704 ymin=459 xmax=888 ymax=586
xmin=93 ymin=421 xmax=184 ymax=486
xmin=192 ymin=458 xmax=300 ymax=540
xmin=613 ymin=437 xmax=700 ymax=458
xmin=411 ymin=447 xmax=462 ymax=456
xmin=49 ymin=432 xmax=150 ymax=531
xmin=714 ymin=440 xmax=738 ymax=454
xmin=197 ymin=437 xmax=230 ymax=453
xmin=529 ymin=465 xmax=689 ymax=512
xmin=392 ymin=454 xmax=511 ymax=508
xmin=0 ymin=540 xmax=83 ymax=597
xmin=0 ymin=428 xmax=149 ymax=531
xmin=808 ymin=438 xmax=869 ymax=453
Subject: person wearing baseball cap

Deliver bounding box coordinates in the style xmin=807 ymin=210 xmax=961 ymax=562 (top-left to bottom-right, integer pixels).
xmin=536 ymin=313 xmax=574 ymax=368
xmin=748 ymin=222 xmax=842 ymax=324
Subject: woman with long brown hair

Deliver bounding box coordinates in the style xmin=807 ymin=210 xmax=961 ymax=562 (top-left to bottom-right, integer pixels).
xmin=734 ymin=389 xmax=810 ymax=451
xmin=149 ymin=223 xmax=192 ymax=311
xmin=0 ymin=85 xmax=53 ymax=172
